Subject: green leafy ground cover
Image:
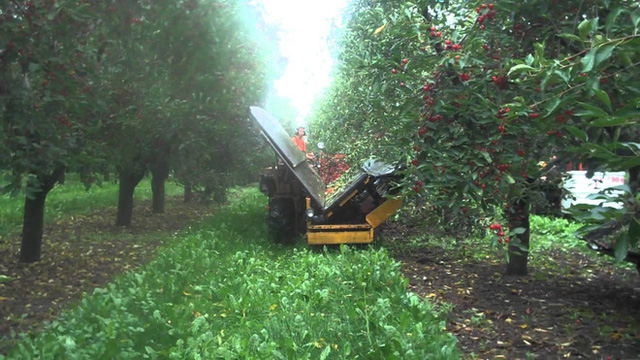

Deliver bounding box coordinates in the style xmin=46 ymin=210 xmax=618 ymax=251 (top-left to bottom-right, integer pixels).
xmin=0 ymin=176 xmax=183 ymax=237
xmin=2 ymin=189 xmax=459 ymax=359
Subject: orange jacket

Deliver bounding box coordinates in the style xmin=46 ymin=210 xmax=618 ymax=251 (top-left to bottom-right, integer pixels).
xmin=292 ymin=135 xmax=306 ymax=152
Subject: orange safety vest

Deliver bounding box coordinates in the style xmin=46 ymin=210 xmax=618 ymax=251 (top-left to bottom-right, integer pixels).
xmin=292 ymin=135 xmax=306 ymax=152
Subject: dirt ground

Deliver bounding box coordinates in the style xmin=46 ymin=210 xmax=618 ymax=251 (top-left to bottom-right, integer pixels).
xmin=0 ymin=197 xmax=215 ymax=354
xmin=388 ymin=233 xmax=640 ymax=359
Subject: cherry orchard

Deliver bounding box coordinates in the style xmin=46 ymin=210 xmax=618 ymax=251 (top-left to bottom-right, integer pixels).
xmin=1 ymin=0 xmax=103 ymax=262
xmin=310 ymin=0 xmax=640 ymax=275
xmin=1 ymin=0 xmax=270 ymax=263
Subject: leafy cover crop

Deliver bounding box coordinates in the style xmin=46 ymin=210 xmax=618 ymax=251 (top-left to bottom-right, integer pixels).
xmin=529 ymin=216 xmax=584 ymax=253
xmin=3 ymin=189 xmax=458 ymax=359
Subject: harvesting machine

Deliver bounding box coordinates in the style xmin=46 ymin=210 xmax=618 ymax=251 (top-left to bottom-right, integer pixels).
xmin=249 ymin=106 xmax=403 ymax=245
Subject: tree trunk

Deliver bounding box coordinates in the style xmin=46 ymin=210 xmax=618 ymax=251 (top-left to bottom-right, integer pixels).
xmin=150 ymin=145 xmax=171 ymax=213
xmin=20 ymin=191 xmax=47 ymax=263
xmin=505 ymin=196 xmax=531 ymax=276
xmin=151 ymin=159 xmax=170 ymax=214
xmin=116 ymin=167 xmax=145 ymax=226
xmin=19 ymin=167 xmax=66 ymax=263
xmin=151 ymin=173 xmax=165 ymax=213
xmin=184 ymin=181 xmax=193 ymax=203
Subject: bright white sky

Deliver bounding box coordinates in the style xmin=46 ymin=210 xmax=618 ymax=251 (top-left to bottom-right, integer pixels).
xmin=254 ymin=0 xmax=349 ymax=125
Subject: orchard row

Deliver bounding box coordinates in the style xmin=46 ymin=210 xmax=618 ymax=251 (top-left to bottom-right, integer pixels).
xmin=1 ymin=0 xmax=272 ymax=262
xmin=310 ymin=0 xmax=640 ymax=275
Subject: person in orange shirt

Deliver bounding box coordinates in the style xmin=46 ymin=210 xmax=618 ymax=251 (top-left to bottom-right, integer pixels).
xmin=292 ymin=127 xmax=307 ymax=153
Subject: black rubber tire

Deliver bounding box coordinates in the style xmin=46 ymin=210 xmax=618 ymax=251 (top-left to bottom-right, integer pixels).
xmin=268 ymin=198 xmax=296 ymax=244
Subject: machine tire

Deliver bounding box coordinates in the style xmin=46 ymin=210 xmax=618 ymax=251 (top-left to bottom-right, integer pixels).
xmin=268 ymin=198 xmax=296 ymax=244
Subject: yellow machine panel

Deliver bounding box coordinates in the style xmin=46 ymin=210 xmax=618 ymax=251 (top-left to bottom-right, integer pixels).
xmin=307 ymin=230 xmax=373 ymax=244
xmin=305 ymin=197 xmax=402 ymax=245
xmin=366 ymin=197 xmax=403 ymax=229
xmin=308 ymin=224 xmax=371 ymax=230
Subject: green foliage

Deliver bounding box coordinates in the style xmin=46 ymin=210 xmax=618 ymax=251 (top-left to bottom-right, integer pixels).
xmin=1 ymin=0 xmax=273 ymax=259
xmin=163 ymin=1 xmax=272 ymax=197
xmin=529 ymin=216 xmax=583 ymax=252
xmin=310 ymin=0 xmax=640 ymax=269
xmin=3 ymin=189 xmax=459 ymax=359
xmin=387 ymin=214 xmax=626 ymax=269
xmin=0 ymin=0 xmax=105 ymax=196
xmin=0 ymin=175 xmax=182 ymax=237
xmin=0 ymin=0 xmax=272 ymax=203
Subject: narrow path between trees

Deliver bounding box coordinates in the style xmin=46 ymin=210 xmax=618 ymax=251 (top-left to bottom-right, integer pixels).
xmin=0 ymin=197 xmax=215 ymax=352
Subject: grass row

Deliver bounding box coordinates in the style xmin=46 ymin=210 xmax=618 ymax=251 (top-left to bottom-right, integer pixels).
xmin=0 ymin=175 xmax=183 ymax=237
xmin=2 ymin=188 xmax=459 ymax=359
